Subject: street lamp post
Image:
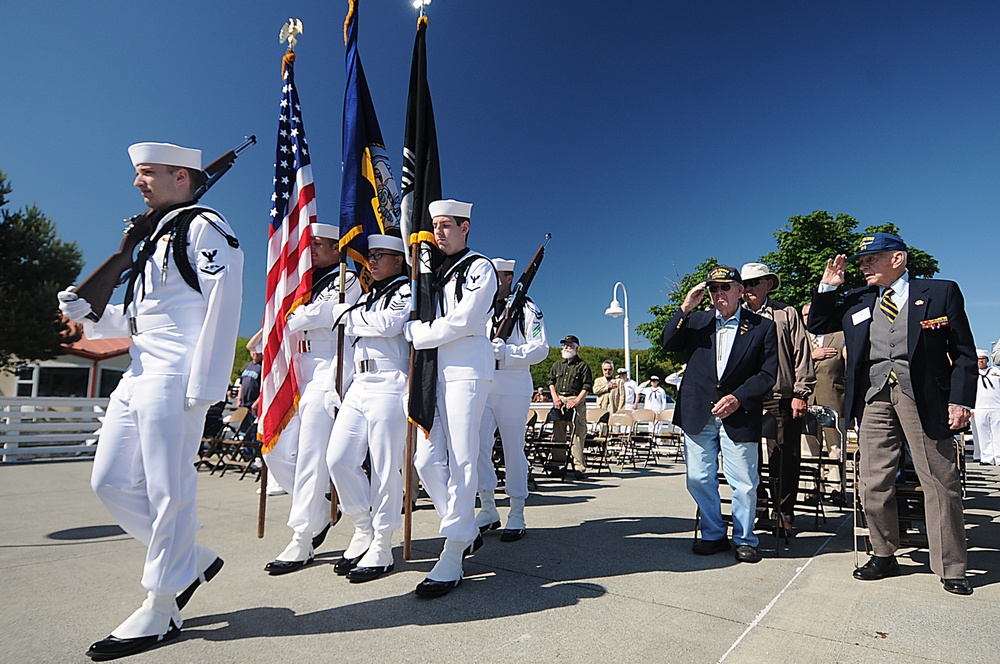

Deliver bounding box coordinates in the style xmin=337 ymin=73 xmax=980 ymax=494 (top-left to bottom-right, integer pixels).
xmin=605 ymin=282 xmax=630 ymax=380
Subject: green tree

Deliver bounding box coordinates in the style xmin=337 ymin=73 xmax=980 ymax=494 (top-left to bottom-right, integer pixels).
xmin=0 ymin=171 xmax=84 ymax=373
xmin=529 ymin=346 xmax=678 ymax=392
xmin=635 ymin=257 xmax=720 ymax=366
xmin=761 ymin=212 xmax=938 ymax=307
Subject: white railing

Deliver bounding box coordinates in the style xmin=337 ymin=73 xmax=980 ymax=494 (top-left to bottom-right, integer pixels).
xmin=1 ymin=397 xmax=108 ymax=463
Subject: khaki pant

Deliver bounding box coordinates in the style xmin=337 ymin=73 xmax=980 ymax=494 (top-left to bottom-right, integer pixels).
xmin=859 ymin=385 xmax=966 ymax=579
xmin=552 ymin=396 xmax=588 ymax=472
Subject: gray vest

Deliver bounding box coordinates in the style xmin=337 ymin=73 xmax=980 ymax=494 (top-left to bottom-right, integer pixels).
xmin=866 ymin=294 xmax=914 ymax=402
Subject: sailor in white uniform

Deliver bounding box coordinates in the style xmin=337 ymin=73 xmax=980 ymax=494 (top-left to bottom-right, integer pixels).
xmin=972 ymin=348 xmax=1000 ymax=466
xmin=404 ymin=199 xmax=497 ymax=598
xmin=640 ymin=376 xmax=670 ymax=413
xmin=327 ymin=233 xmax=411 ymax=583
xmin=58 ymin=142 xmax=242 ymax=660
xmin=263 ymin=223 xmax=362 ymax=575
xmin=475 ymin=258 xmax=548 ymax=542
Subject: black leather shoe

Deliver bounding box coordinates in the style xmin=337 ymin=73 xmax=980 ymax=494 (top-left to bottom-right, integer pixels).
xmin=87 ymin=621 xmax=180 ymax=661
xmin=463 ymin=534 xmax=484 ymax=557
xmin=415 ymin=577 xmax=462 ymax=598
xmin=500 ymin=528 xmax=526 ymax=542
xmin=176 ymin=556 xmax=224 ymax=610
xmin=692 ymin=537 xmax=731 ymax=555
xmin=942 ymin=578 xmax=973 ymax=596
xmin=334 ymin=551 xmax=367 ymax=576
xmin=853 ymin=555 xmax=900 ymax=581
xmin=478 ymin=520 xmax=501 ymax=534
xmin=312 ymin=522 xmax=332 ymax=550
xmin=735 ymin=545 xmax=761 ymax=563
xmin=347 ymin=564 xmax=394 ymax=583
xmin=264 ymin=557 xmax=312 ymax=576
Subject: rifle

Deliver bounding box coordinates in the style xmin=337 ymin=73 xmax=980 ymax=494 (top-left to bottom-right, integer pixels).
xmin=493 ymin=233 xmax=551 ymax=341
xmin=75 ymin=135 xmax=257 ymax=321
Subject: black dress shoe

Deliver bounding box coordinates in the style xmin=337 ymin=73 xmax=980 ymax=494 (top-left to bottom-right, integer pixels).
xmin=463 ymin=534 xmax=484 ymax=557
xmin=264 ymin=558 xmax=312 ymax=576
xmin=853 ymin=555 xmax=900 ymax=581
xmin=735 ymin=545 xmax=761 ymax=563
xmin=942 ymin=578 xmax=973 ymax=596
xmin=347 ymin=564 xmax=394 ymax=583
xmin=692 ymin=537 xmax=731 ymax=555
xmin=87 ymin=621 xmax=180 ymax=661
xmin=479 ymin=519 xmax=501 ymax=533
xmin=312 ymin=522 xmax=332 ymax=550
xmin=414 ymin=577 xmax=462 ymax=598
xmin=334 ymin=551 xmax=366 ymax=576
xmin=500 ymin=528 xmax=526 ymax=542
xmin=176 ymin=556 xmax=224 ymax=610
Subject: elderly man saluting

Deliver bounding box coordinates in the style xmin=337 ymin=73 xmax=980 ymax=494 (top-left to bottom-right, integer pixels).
xmin=808 ymin=232 xmax=977 ymax=595
xmin=661 ymin=266 xmax=777 ymax=564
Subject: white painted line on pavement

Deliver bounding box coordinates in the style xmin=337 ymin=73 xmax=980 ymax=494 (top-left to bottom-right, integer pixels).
xmin=718 ymin=514 xmax=852 ymax=663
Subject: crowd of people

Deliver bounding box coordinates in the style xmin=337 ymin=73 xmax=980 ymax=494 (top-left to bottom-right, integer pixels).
xmin=55 ymin=140 xmax=995 ymax=659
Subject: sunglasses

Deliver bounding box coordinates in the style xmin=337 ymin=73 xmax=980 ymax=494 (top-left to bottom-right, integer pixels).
xmin=743 ymin=278 xmax=766 ymax=288
xmin=708 ymin=283 xmax=732 ymax=293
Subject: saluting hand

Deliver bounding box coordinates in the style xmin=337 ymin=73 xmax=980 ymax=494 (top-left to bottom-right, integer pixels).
xmin=821 ymin=255 xmax=847 ymax=288
xmin=681 ymin=282 xmax=707 ymax=314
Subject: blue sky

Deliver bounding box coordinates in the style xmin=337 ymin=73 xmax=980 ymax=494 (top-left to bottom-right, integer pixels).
xmin=4 ymin=1 xmax=999 ymax=361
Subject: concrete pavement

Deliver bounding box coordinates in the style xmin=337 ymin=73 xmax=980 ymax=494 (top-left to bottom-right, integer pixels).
xmin=1 ymin=458 xmax=998 ymax=663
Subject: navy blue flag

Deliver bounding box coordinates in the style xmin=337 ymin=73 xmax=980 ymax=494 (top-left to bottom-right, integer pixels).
xmin=339 ymin=0 xmax=400 ymax=270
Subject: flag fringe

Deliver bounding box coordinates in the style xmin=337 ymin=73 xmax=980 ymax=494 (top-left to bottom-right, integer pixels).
xmin=409 ymin=231 xmax=436 ymax=247
xmin=282 ymin=51 xmax=296 ymax=77
xmin=344 ymin=0 xmax=357 ymax=46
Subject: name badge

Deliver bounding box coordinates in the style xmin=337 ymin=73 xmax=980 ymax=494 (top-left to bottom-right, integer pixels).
xmin=851 ymin=308 xmax=872 ymax=326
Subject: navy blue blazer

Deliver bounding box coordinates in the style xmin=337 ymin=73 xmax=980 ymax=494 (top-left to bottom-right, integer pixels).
xmin=808 ymin=277 xmax=977 ymax=440
xmin=661 ymin=308 xmax=778 ymax=443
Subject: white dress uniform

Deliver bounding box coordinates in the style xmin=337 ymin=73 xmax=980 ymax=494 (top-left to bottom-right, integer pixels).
xmin=641 ymin=384 xmax=669 ymax=413
xmin=265 ymin=263 xmax=361 ymax=562
xmin=972 ymin=359 xmax=1000 ymax=466
xmin=409 ymin=249 xmax=497 ymax=566
xmin=84 ymin=203 xmax=242 ymax=607
xmin=476 ymin=296 xmax=548 ymax=533
xmin=327 ymin=272 xmax=411 ymax=569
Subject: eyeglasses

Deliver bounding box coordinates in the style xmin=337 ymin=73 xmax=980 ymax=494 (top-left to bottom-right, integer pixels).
xmin=367 ymin=251 xmax=394 ymax=262
xmin=708 ymin=283 xmax=732 ymax=293
xmin=743 ymin=278 xmax=765 ymax=288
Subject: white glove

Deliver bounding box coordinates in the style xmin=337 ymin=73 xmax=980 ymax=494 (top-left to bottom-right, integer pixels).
xmin=331 ymin=303 xmax=352 ymax=327
xmin=323 ymin=390 xmax=342 ymax=417
xmin=402 ymin=320 xmax=415 ymax=343
xmin=492 ymin=339 xmax=508 ymax=365
xmin=285 ymin=308 xmax=309 ymax=334
xmin=185 ymin=397 xmax=213 ymax=411
xmin=57 ymin=289 xmax=93 ymax=322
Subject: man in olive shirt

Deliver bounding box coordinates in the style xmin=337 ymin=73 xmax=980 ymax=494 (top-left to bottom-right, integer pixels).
xmin=548 ymin=335 xmax=594 ymax=478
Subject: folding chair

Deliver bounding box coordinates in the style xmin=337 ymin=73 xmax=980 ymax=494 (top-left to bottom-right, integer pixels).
xmin=605 ymin=412 xmax=633 ymax=466
xmin=652 ymin=410 xmax=684 ymax=463
xmin=584 ymin=407 xmax=611 ymax=475
xmin=620 ymin=408 xmax=656 ymax=468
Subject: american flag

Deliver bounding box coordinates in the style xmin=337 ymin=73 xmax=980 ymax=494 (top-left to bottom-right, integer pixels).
xmin=259 ymin=53 xmax=315 ymax=453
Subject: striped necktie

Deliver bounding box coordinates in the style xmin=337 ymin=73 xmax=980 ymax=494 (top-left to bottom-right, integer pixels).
xmin=880 ymin=288 xmax=899 ymax=385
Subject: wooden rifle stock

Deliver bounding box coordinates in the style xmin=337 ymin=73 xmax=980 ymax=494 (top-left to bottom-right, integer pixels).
xmin=74 ymin=136 xmax=257 ymax=321
xmin=493 ymin=234 xmax=551 ymax=341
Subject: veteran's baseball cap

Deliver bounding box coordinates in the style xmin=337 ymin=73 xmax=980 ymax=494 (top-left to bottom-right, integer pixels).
xmin=850 ymin=232 xmax=907 ymax=261
xmin=706 ymin=266 xmax=742 ymax=284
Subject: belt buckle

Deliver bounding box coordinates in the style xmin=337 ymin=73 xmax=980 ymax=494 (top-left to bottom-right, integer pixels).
xmin=128 ymin=317 xmax=138 ymax=336
xmin=298 ymin=339 xmax=310 ymax=354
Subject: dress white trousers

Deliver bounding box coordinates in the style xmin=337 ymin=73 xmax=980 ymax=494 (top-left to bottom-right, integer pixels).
xmin=91 ymin=373 xmax=207 ymax=595
xmin=972 ymin=409 xmax=1000 ymax=465
xmin=264 ymin=381 xmax=335 ymax=537
xmin=416 ymin=378 xmax=491 ymax=544
xmin=327 ymin=371 xmax=407 ymax=532
xmin=477 ymin=392 xmax=531 ymax=500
